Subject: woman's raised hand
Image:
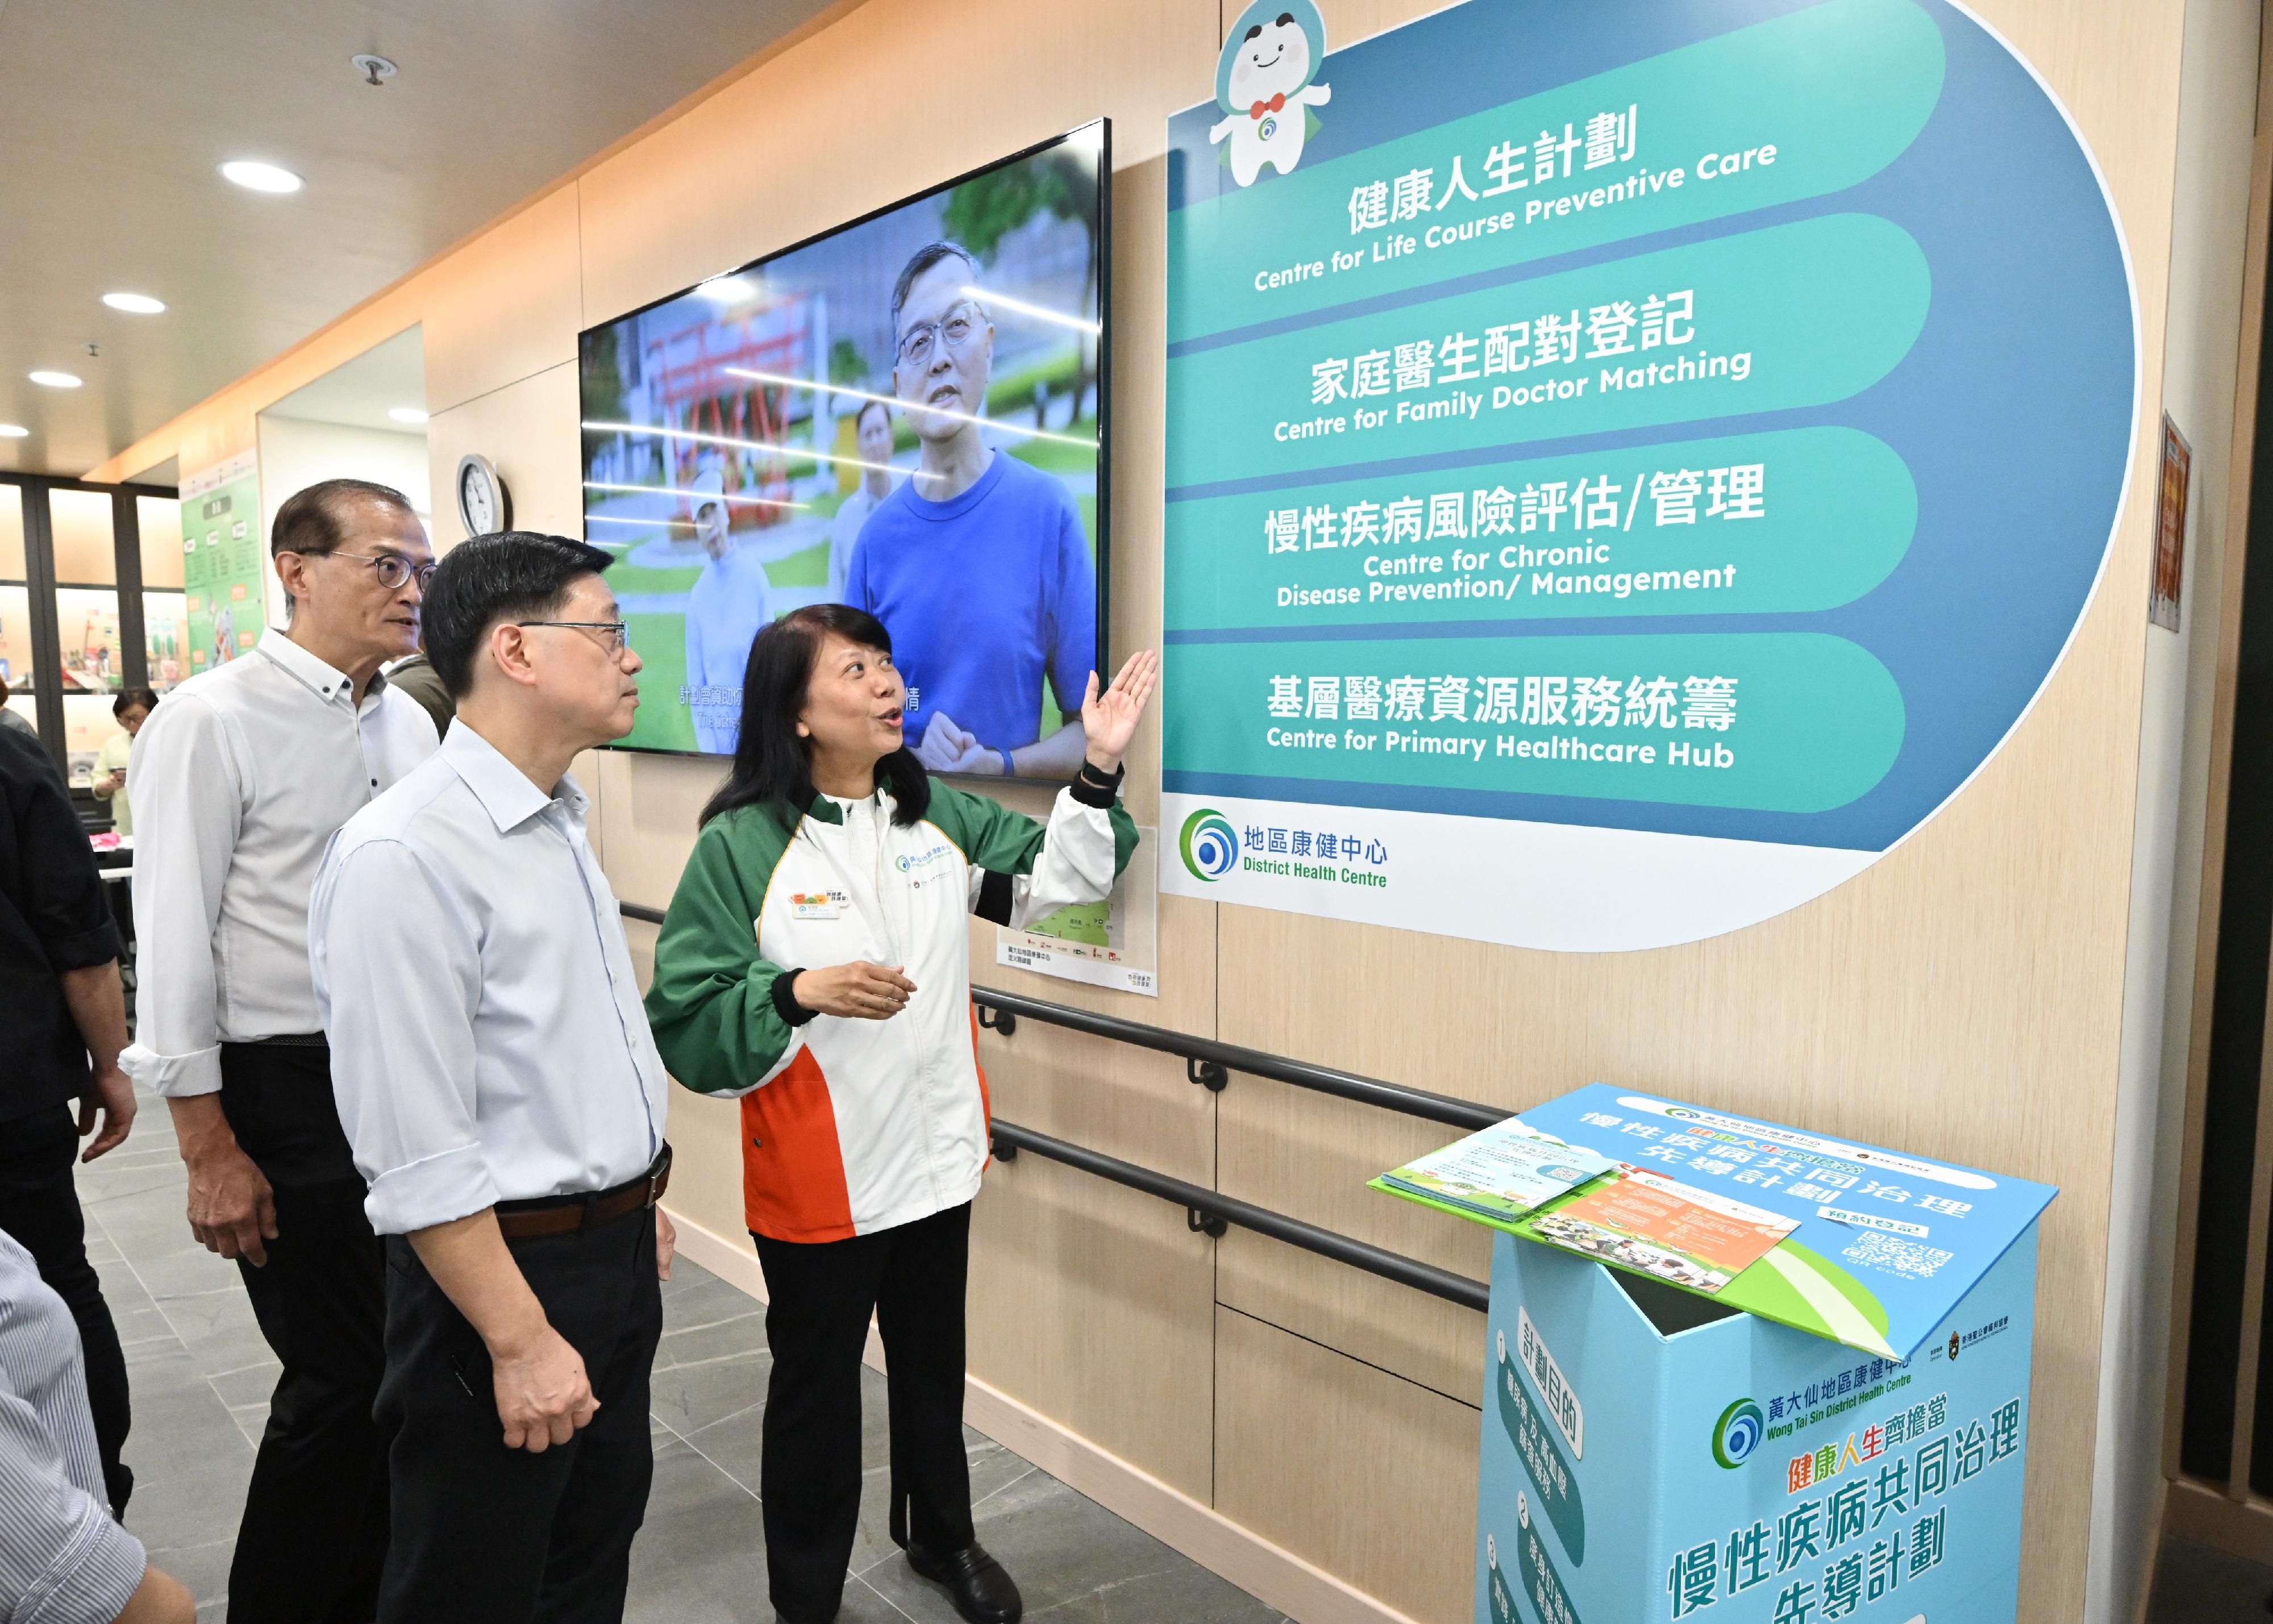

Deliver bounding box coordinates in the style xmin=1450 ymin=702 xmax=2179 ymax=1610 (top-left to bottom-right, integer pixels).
xmin=792 ymin=961 xmax=917 ymax=1020
xmin=1080 ymin=649 xmax=1160 ymax=773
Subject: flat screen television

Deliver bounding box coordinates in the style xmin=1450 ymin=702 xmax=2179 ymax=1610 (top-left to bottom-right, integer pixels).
xmin=578 ymin=120 xmax=1110 ymax=777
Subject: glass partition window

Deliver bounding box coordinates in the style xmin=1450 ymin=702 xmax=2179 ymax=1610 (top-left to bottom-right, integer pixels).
xmin=4 ymin=696 xmax=35 ymax=736
xmin=138 ymin=495 xmax=184 ymax=589
xmin=144 ymin=592 xmax=189 ymax=690
xmin=60 ymin=694 xmax=124 ymax=786
xmin=49 ymin=489 xmax=116 ymax=586
xmin=0 ymin=485 xmax=23 ymax=582
xmin=0 ymin=585 xmax=34 ymax=689
xmin=0 ymin=475 xmax=183 ymax=734
xmin=54 ymin=588 xmax=123 ymax=692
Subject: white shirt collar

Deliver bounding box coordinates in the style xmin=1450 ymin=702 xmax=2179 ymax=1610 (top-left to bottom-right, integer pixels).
xmin=440 ymin=723 xmax=586 ymax=833
xmin=256 ymin=628 xmax=388 ymax=706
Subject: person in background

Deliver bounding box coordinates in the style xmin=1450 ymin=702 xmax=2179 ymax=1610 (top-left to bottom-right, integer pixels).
xmin=90 ymin=689 xmax=158 ymax=837
xmin=826 ymin=398 xmax=897 ymax=602
xmin=684 ymin=466 xmax=774 ymax=754
xmin=846 ymin=240 xmax=1097 ymax=781
xmin=123 ymin=477 xmax=440 ymax=1623
xmin=385 ymin=640 xmax=455 ymax=740
xmin=0 ymin=674 xmax=36 ymax=737
xmin=0 ymin=721 xmax=139 ymax=1512
xmin=311 ymin=532 xmax=673 ymax=1623
xmin=644 ymin=604 xmax=1153 ymax=1624
xmin=0 ymin=1231 xmax=194 ymax=1624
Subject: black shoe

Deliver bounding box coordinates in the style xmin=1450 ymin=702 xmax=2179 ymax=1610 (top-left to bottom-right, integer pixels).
xmin=904 ymin=1540 xmax=1023 ymax=1624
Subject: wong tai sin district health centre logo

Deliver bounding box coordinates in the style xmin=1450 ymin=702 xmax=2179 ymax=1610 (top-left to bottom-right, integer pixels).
xmin=1712 ymin=1396 xmax=1767 ymax=1469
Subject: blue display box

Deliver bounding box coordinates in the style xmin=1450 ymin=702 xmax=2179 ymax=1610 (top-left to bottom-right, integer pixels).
xmin=1450 ymin=1088 xmax=2055 ymax=1624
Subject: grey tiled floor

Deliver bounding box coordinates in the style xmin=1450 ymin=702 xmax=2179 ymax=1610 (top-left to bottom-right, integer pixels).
xmin=70 ymin=1086 xmax=1287 ymax=1623
xmin=2146 ymin=1531 xmax=2273 ymax=1623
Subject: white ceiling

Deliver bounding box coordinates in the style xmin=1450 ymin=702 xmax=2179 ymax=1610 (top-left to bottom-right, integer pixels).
xmin=261 ymin=324 xmax=426 ymax=434
xmin=0 ymin=0 xmax=836 ymax=480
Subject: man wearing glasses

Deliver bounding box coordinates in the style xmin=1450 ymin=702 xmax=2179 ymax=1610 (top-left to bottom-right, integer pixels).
xmin=124 ymin=477 xmax=440 ymax=1622
xmin=311 ymin=532 xmax=672 ymax=1622
xmin=846 ymin=240 xmax=1097 ymax=780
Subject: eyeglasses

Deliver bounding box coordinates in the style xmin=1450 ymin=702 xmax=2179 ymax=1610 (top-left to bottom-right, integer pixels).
xmin=516 ymin=620 xmax=632 ymax=657
xmin=327 ymin=551 xmax=438 ymax=590
xmin=895 ymin=301 xmax=986 ymax=369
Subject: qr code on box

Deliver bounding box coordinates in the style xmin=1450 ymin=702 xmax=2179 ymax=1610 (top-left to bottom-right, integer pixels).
xmin=1843 ymin=1231 xmax=1956 ymax=1279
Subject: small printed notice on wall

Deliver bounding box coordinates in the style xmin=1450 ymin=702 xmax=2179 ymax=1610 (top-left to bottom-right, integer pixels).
xmin=996 ymin=827 xmax=1159 ymax=996
xmin=2151 ymin=413 xmax=2191 ymax=632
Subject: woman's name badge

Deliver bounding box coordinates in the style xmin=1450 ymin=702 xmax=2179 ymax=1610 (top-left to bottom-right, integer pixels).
xmin=790 ymin=892 xmax=840 ymax=920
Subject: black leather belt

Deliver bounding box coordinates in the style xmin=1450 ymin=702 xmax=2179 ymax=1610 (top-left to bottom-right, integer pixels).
xmin=493 ymin=1146 xmax=672 ymax=1240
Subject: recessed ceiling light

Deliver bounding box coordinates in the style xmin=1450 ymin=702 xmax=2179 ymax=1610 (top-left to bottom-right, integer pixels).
xmin=219 ymin=160 xmax=303 ymax=194
xmin=0 ymin=424 xmax=27 ymax=439
xmin=388 ymin=407 xmax=429 ymax=424
xmin=102 ymin=292 xmax=166 ymax=314
xmin=28 ymin=370 xmax=81 ymax=389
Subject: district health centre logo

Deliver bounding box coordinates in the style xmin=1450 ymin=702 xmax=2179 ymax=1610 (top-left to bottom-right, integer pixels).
xmin=1712 ymin=1397 xmax=1766 ymax=1469
xmin=1179 ymin=809 xmax=1242 ymax=881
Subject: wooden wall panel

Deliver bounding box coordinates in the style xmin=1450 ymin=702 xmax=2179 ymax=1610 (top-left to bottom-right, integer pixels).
xmin=1215 ymin=1306 xmax=1480 ymax=1624
xmin=980 ymin=1024 xmax=1214 ymax=1185
xmin=1217 ymin=1227 xmax=1485 ymax=1409
xmin=971 ymin=1152 xmax=1217 ymax=1498
xmin=422 ymin=360 xmax=584 ymax=550
xmin=421 ymin=184 xmax=583 ymax=416
xmin=593 ymin=748 xmax=724 ymax=911
xmin=1215 ymin=1081 xmax=1488 ymax=1402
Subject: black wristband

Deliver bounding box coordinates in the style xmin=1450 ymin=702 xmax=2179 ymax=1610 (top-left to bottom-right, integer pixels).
xmin=772 ymin=968 xmax=818 ymax=1027
xmin=1069 ymin=771 xmax=1119 ymax=810
xmin=973 ymin=868 xmax=1015 ymax=926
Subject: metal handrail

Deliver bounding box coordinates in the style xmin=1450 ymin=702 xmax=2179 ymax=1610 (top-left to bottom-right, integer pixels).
xmin=618 ymin=897 xmax=1492 ymax=1313
xmin=989 ymin=1119 xmax=1488 ymax=1311
xmin=968 ymin=985 xmax=1507 ymax=1130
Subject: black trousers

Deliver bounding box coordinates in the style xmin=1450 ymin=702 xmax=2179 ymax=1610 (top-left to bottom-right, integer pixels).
xmin=217 ymin=1040 xmax=391 ymax=1624
xmin=0 ymin=1104 xmax=132 ymax=1511
xmin=375 ymin=1200 xmax=663 ymax=1624
xmin=753 ymin=1201 xmax=975 ymax=1623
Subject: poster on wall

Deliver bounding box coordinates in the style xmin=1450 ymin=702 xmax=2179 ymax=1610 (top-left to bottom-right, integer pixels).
xmin=179 ymin=451 xmax=265 ymax=677
xmin=996 ymin=829 xmax=1159 ymax=996
xmin=1159 ymin=0 xmax=2138 ymax=951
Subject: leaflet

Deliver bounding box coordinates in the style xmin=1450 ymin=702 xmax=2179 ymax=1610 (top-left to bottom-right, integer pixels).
xmin=1521 ymin=1164 xmax=1798 ymax=1294
xmin=1372 ymin=1119 xmax=1616 ymax=1230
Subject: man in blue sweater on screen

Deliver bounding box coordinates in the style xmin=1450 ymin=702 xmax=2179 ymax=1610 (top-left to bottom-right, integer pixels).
xmin=847 ymin=240 xmax=1096 ymax=779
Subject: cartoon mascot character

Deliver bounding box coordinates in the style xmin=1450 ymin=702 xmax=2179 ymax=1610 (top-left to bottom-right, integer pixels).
xmin=1209 ymin=0 xmax=1330 ymax=186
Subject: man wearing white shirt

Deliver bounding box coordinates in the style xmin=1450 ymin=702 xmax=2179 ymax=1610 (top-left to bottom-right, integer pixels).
xmin=310 ymin=532 xmax=673 ymax=1623
xmin=122 ymin=478 xmax=439 ymax=1622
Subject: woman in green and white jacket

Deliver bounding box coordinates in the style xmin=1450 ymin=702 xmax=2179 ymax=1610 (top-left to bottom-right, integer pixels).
xmin=644 ymin=603 xmax=1153 ymax=1624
